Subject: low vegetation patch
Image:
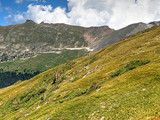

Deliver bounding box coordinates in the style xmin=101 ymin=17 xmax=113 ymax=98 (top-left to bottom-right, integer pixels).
xmin=18 ymin=88 xmax=46 ymax=102
xmin=111 ymin=60 xmax=150 ymax=78
xmin=3 ymin=87 xmax=47 ymax=113
xmin=0 ymin=50 xmax=88 ymax=88
xmin=59 ymin=82 xmax=101 ymax=103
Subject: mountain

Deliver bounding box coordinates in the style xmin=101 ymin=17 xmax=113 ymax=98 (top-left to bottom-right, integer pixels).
xmin=0 ymin=20 xmax=114 ymax=62
xmin=149 ymin=21 xmax=160 ymax=26
xmin=92 ymin=22 xmax=153 ymax=52
xmin=0 ymin=25 xmax=159 ymax=119
xmin=0 ymin=20 xmax=158 ymax=88
xmin=0 ymin=21 xmax=114 ymax=88
xmin=84 ymin=26 xmax=114 ymax=47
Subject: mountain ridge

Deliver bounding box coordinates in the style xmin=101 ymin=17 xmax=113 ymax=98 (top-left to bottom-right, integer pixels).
xmin=92 ymin=22 xmax=153 ymax=52
xmin=0 ymin=20 xmax=114 ymax=61
xmin=0 ymin=25 xmax=160 ymax=119
xmin=0 ymin=21 xmax=114 ymax=88
xmin=0 ymin=20 xmax=159 ymax=88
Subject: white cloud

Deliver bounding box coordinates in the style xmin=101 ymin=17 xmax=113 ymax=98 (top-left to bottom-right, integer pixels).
xmin=42 ymin=0 xmax=46 ymax=3
xmin=27 ymin=0 xmax=38 ymax=2
xmin=25 ymin=4 xmax=69 ymax=24
xmin=15 ymin=0 xmax=38 ymax=4
xmin=15 ymin=0 xmax=23 ymax=4
xmin=67 ymin=0 xmax=112 ymax=27
xmin=108 ymin=0 xmax=160 ymax=29
xmin=13 ymin=14 xmax=25 ymax=23
xmin=9 ymin=0 xmax=160 ymax=29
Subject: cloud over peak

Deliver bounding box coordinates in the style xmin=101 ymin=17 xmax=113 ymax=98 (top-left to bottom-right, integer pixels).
xmin=9 ymin=0 xmax=160 ymax=29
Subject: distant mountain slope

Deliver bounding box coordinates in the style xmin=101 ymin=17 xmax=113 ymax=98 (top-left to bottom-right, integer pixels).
xmin=0 ymin=25 xmax=160 ymax=120
xmin=149 ymin=21 xmax=160 ymax=26
xmin=84 ymin=26 xmax=114 ymax=47
xmin=0 ymin=20 xmax=114 ymax=61
xmin=92 ymin=22 xmax=153 ymax=52
xmin=0 ymin=21 xmax=114 ymax=88
xmin=0 ymin=49 xmax=88 ymax=88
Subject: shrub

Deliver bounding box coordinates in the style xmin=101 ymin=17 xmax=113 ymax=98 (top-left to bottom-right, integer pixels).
xmin=37 ymin=88 xmax=46 ymax=95
xmin=89 ymin=57 xmax=97 ymax=64
xmin=59 ymin=84 xmax=101 ymax=103
xmin=111 ymin=60 xmax=150 ymax=78
xmin=72 ymin=77 xmax=80 ymax=82
xmin=86 ymin=82 xmax=101 ymax=94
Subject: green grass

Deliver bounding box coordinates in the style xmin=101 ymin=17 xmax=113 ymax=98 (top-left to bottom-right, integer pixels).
xmin=0 ymin=50 xmax=88 ymax=88
xmin=111 ymin=59 xmax=150 ymax=78
xmin=0 ymin=50 xmax=88 ymax=73
xmin=0 ymin=26 xmax=160 ymax=120
xmin=0 ymin=22 xmax=87 ymax=47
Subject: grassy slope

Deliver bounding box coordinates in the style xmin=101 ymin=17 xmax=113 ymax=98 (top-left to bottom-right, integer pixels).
xmin=0 ymin=50 xmax=88 ymax=88
xmin=0 ymin=22 xmax=87 ymax=47
xmin=0 ymin=26 xmax=160 ymax=120
xmin=0 ymin=21 xmax=113 ymax=88
xmin=0 ymin=21 xmax=114 ymax=88
xmin=0 ymin=50 xmax=88 ymax=73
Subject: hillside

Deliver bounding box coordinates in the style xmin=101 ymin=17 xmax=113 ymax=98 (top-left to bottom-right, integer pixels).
xmin=0 ymin=25 xmax=160 ymax=120
xmin=0 ymin=49 xmax=88 ymax=88
xmin=149 ymin=21 xmax=160 ymax=26
xmin=0 ymin=20 xmax=114 ymax=62
xmin=0 ymin=21 xmax=114 ymax=88
xmin=92 ymin=22 xmax=153 ymax=52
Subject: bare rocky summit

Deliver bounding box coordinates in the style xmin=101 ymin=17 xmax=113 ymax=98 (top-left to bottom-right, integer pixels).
xmin=149 ymin=21 xmax=160 ymax=26
xmin=92 ymin=22 xmax=153 ymax=53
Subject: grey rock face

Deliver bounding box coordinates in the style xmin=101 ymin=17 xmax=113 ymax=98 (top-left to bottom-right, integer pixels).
xmin=92 ymin=22 xmax=153 ymax=53
xmin=149 ymin=21 xmax=160 ymax=26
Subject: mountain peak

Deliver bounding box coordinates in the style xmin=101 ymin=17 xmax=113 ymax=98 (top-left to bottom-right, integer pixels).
xmin=40 ymin=21 xmax=45 ymax=24
xmin=91 ymin=22 xmax=153 ymax=53
xmin=25 ymin=19 xmax=35 ymax=23
xmin=149 ymin=21 xmax=160 ymax=26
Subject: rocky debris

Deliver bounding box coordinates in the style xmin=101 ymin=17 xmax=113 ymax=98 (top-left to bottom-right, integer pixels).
xmin=24 ymin=113 xmax=29 ymax=116
xmin=88 ymin=111 xmax=97 ymax=119
xmin=0 ymin=34 xmax=4 ymax=42
xmin=45 ymin=99 xmax=50 ymax=104
xmin=83 ymin=70 xmax=91 ymax=78
xmin=100 ymin=116 xmax=105 ymax=120
xmin=142 ymin=88 xmax=146 ymax=91
xmin=88 ymin=110 xmax=100 ymax=119
xmin=69 ymin=77 xmax=74 ymax=83
xmin=46 ymin=117 xmax=51 ymax=120
xmin=84 ymin=26 xmax=114 ymax=47
xmin=51 ymin=71 xmax=63 ymax=85
xmin=36 ymin=105 xmax=41 ymax=109
xmin=25 ymin=19 xmax=34 ymax=23
xmin=84 ymin=66 xmax=90 ymax=70
xmin=83 ymin=66 xmax=99 ymax=78
xmin=40 ymin=21 xmax=45 ymax=24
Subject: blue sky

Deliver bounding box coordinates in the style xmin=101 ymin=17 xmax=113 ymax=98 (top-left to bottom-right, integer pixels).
xmin=0 ymin=0 xmax=159 ymax=29
xmin=0 ymin=0 xmax=68 ymax=26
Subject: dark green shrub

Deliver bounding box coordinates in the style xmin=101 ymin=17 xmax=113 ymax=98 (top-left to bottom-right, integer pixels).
xmin=72 ymin=77 xmax=80 ymax=82
xmin=19 ymin=93 xmax=28 ymax=101
xmin=111 ymin=60 xmax=150 ymax=78
xmin=86 ymin=83 xmax=101 ymax=94
xmin=40 ymin=97 xmax=44 ymax=101
xmin=111 ymin=69 xmax=126 ymax=78
xmin=59 ymin=85 xmax=101 ymax=103
xmin=89 ymin=57 xmax=97 ymax=64
xmin=37 ymin=88 xmax=46 ymax=95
